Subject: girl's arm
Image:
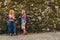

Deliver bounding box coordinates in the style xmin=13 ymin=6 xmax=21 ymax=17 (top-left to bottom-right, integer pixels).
xmin=9 ymin=15 xmax=15 ymax=19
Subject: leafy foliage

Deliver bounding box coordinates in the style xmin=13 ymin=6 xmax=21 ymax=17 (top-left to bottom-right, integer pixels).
xmin=0 ymin=0 xmax=60 ymax=33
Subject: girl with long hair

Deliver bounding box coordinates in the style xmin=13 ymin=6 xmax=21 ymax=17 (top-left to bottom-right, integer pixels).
xmin=8 ymin=9 xmax=16 ymax=36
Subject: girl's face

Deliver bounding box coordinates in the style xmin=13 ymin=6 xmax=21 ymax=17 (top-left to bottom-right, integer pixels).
xmin=22 ymin=10 xmax=25 ymax=14
xmin=9 ymin=10 xmax=14 ymax=15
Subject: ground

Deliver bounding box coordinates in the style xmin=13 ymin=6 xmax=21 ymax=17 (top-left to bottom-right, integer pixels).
xmin=0 ymin=32 xmax=60 ymax=40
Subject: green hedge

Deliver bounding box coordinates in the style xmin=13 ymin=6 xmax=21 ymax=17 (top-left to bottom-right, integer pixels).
xmin=0 ymin=0 xmax=60 ymax=33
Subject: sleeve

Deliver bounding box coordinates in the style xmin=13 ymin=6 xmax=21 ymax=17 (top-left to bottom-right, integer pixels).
xmin=9 ymin=15 xmax=15 ymax=19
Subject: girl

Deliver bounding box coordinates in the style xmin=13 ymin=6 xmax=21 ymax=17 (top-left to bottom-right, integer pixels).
xmin=8 ymin=9 xmax=16 ymax=36
xmin=21 ymin=10 xmax=28 ymax=35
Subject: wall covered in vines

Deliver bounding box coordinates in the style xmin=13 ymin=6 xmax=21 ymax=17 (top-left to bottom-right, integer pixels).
xmin=0 ymin=0 xmax=60 ymax=33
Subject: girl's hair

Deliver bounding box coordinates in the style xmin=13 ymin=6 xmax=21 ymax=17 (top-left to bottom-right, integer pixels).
xmin=22 ymin=9 xmax=26 ymax=13
xmin=9 ymin=9 xmax=14 ymax=15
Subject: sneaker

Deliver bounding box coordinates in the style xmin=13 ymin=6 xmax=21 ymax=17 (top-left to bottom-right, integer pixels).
xmin=23 ymin=31 xmax=28 ymax=35
xmin=9 ymin=33 xmax=12 ymax=36
xmin=14 ymin=33 xmax=16 ymax=36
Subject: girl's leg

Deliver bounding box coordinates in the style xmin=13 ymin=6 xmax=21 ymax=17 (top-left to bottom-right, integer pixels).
xmin=8 ymin=21 xmax=12 ymax=33
xmin=21 ymin=19 xmax=28 ymax=35
xmin=8 ymin=21 xmax=13 ymax=36
xmin=13 ymin=22 xmax=16 ymax=34
xmin=21 ymin=24 xmax=27 ymax=35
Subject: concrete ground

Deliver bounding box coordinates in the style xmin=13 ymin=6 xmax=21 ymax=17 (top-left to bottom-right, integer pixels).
xmin=0 ymin=32 xmax=60 ymax=40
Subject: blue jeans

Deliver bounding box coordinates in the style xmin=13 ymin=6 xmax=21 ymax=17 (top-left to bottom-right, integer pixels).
xmin=8 ymin=21 xmax=16 ymax=33
xmin=21 ymin=19 xmax=26 ymax=24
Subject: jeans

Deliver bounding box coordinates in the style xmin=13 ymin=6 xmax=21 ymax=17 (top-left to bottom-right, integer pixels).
xmin=21 ymin=19 xmax=26 ymax=24
xmin=8 ymin=20 xmax=16 ymax=34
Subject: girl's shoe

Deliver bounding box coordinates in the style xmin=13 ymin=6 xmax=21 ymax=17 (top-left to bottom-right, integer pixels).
xmin=9 ymin=33 xmax=12 ymax=36
xmin=14 ymin=33 xmax=16 ymax=36
xmin=23 ymin=31 xmax=28 ymax=35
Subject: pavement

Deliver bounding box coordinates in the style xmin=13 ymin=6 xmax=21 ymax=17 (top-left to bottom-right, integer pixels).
xmin=0 ymin=32 xmax=60 ymax=40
